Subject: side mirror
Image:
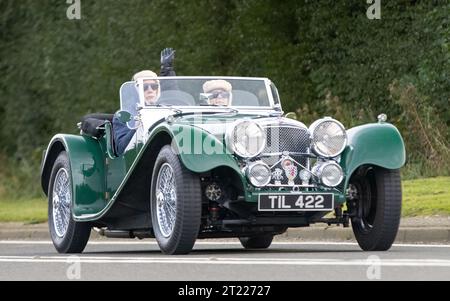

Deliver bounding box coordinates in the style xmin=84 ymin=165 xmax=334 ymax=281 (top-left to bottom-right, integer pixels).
xmin=284 ymin=112 xmax=297 ymax=120
xmin=116 ymin=110 xmax=133 ymax=123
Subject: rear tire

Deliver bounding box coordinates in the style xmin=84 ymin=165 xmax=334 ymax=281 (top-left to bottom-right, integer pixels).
xmin=239 ymin=234 xmax=274 ymax=249
xmin=150 ymin=145 xmax=202 ymax=255
xmin=349 ymin=167 xmax=402 ymax=251
xmin=48 ymin=151 xmax=91 ymax=254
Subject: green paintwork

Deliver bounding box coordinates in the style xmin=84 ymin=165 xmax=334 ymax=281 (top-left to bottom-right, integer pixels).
xmin=67 ymin=121 xmax=248 ymax=221
xmin=340 ymin=122 xmax=406 ymax=189
xmin=105 ymin=153 xmax=128 ymax=207
xmin=44 ymin=134 xmax=107 ymax=217
xmin=42 ymin=115 xmax=405 ymax=222
xmin=42 ymin=113 xmax=265 ymax=221
xmin=168 ymin=123 xmax=242 ymax=175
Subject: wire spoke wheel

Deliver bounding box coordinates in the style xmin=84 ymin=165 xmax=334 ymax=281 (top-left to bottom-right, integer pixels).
xmin=48 ymin=151 xmax=91 ymax=254
xmin=156 ymin=163 xmax=177 ymax=238
xmin=150 ymin=145 xmax=202 ymax=255
xmin=52 ymin=168 xmax=71 ymax=238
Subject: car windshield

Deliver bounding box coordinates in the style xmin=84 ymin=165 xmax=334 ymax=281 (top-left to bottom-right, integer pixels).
xmin=129 ymin=77 xmax=273 ymax=108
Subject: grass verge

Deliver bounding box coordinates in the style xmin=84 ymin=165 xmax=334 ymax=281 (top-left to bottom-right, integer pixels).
xmin=402 ymin=177 xmax=450 ymax=217
xmin=0 ymin=198 xmax=47 ymax=224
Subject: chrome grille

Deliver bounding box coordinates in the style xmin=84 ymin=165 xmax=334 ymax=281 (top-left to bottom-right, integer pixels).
xmin=261 ymin=126 xmax=310 ymax=165
xmin=254 ymin=125 xmax=311 ymax=186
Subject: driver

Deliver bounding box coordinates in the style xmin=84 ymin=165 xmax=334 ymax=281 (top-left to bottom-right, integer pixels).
xmin=113 ymin=48 xmax=176 ymax=156
xmin=202 ymin=80 xmax=232 ymax=106
xmin=137 ymin=70 xmax=160 ymax=106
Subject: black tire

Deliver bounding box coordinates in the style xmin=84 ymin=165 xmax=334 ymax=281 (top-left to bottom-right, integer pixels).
xmin=239 ymin=234 xmax=274 ymax=249
xmin=48 ymin=151 xmax=91 ymax=254
xmin=349 ymin=167 xmax=402 ymax=251
xmin=150 ymin=145 xmax=202 ymax=255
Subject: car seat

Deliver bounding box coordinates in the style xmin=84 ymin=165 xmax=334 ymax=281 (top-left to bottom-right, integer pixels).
xmin=158 ymin=90 xmax=195 ymax=106
xmin=231 ymin=90 xmax=259 ymax=106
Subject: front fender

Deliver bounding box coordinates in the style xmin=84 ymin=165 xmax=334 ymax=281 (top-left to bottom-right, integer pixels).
xmin=340 ymin=123 xmax=406 ymax=188
xmin=168 ymin=124 xmax=243 ymax=177
xmin=41 ymin=134 xmax=106 ymax=217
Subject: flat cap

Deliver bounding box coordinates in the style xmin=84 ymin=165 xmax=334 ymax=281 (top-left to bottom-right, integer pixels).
xmin=203 ymin=80 xmax=232 ymax=93
xmin=132 ymin=70 xmax=158 ymax=81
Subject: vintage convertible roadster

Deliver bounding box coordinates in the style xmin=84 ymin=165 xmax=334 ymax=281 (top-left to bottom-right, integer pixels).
xmin=41 ymin=77 xmax=406 ymax=254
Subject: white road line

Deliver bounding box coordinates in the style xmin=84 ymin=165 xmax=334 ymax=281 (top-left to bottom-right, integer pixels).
xmin=0 ymin=240 xmax=449 ymax=248
xmin=0 ymin=256 xmax=449 ymax=267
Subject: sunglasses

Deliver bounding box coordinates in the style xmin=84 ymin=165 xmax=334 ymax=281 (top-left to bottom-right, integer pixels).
xmin=208 ymin=91 xmax=230 ymax=99
xmin=143 ymin=83 xmax=159 ymax=91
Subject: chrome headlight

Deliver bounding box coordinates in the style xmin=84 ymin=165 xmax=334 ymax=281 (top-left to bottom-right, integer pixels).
xmin=246 ymin=162 xmax=272 ymax=187
xmin=312 ymin=161 xmax=344 ymax=187
xmin=226 ymin=120 xmax=266 ymax=158
xmin=309 ymin=117 xmax=347 ymax=158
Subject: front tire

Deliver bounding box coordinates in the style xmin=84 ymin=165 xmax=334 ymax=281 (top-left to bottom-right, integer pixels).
xmin=349 ymin=167 xmax=402 ymax=251
xmin=239 ymin=234 xmax=274 ymax=249
xmin=150 ymin=145 xmax=202 ymax=255
xmin=48 ymin=152 xmax=91 ymax=254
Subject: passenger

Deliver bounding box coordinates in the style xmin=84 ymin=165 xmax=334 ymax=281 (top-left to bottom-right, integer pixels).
xmin=202 ymin=80 xmax=233 ymax=106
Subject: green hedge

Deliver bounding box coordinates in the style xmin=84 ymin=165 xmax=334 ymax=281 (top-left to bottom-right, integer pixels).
xmin=0 ymin=0 xmax=448 ymax=198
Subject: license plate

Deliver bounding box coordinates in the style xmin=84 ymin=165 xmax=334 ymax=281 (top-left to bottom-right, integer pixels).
xmin=258 ymin=193 xmax=334 ymax=212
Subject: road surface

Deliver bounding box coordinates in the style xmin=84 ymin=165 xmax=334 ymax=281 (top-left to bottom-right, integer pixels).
xmin=0 ymin=240 xmax=449 ymax=281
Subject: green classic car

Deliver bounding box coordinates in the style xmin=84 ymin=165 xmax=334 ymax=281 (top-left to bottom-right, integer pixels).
xmin=41 ymin=77 xmax=406 ymax=255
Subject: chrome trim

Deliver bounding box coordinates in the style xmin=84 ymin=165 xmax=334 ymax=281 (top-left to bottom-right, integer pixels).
xmin=312 ymin=161 xmax=344 ymax=188
xmin=254 ymin=122 xmax=315 ymax=187
xmin=246 ymin=161 xmax=272 ymax=187
xmin=269 ymin=155 xmax=316 ymax=178
xmin=266 ymin=184 xmax=316 ymax=188
xmin=261 ymin=123 xmax=308 ymax=130
xmin=225 ymin=120 xmax=266 ymax=158
xmin=155 ymin=163 xmax=177 ymax=238
xmin=309 ymin=117 xmax=347 ymax=158
xmin=154 ymin=76 xmax=271 ymax=81
xmin=260 ymin=152 xmax=315 ymax=158
xmin=132 ymin=76 xmax=278 ymax=109
xmin=265 ymin=79 xmax=277 ymax=109
xmin=378 ymin=113 xmax=388 ymax=123
xmin=52 ymin=168 xmax=71 ymax=238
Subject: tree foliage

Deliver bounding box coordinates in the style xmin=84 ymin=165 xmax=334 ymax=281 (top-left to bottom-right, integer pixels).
xmin=0 ymin=0 xmax=448 ymax=197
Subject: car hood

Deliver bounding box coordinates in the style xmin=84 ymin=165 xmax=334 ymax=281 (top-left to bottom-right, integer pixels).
xmin=173 ymin=113 xmax=308 ymax=136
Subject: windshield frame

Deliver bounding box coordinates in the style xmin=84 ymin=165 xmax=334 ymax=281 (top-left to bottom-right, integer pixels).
xmin=126 ymin=76 xmax=278 ymax=111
